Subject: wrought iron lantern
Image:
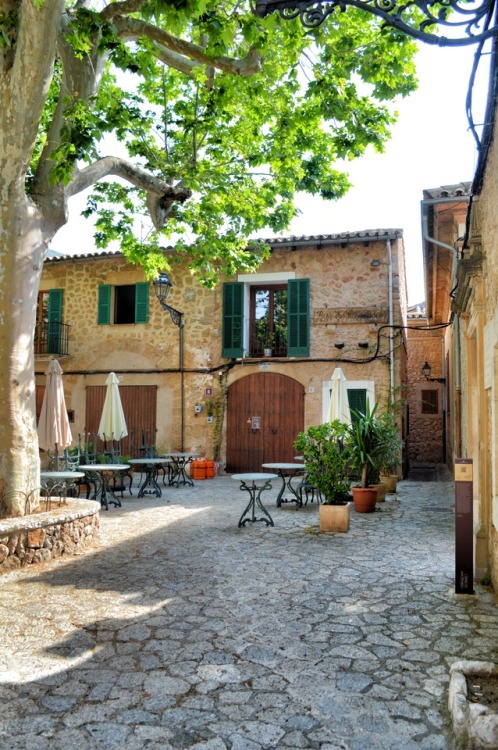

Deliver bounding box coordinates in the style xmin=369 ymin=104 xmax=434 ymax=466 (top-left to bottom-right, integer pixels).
xmin=422 ymin=361 xmax=446 ymax=383
xmin=153 ymin=272 xmax=183 ymax=328
xmin=253 ymin=0 xmax=498 ymax=46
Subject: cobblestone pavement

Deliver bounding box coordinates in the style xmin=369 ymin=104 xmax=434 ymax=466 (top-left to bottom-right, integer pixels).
xmin=1 ymin=471 xmax=497 ymax=750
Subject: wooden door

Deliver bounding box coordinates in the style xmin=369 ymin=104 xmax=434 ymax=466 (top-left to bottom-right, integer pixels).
xmin=226 ymin=373 xmax=304 ymax=472
xmin=85 ymin=385 xmax=157 ymax=457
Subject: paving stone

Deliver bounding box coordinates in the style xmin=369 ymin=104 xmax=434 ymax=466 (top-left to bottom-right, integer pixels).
xmin=1 ymin=472 xmax=497 ymax=749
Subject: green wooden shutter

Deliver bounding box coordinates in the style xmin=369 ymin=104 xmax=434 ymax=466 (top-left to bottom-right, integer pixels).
xmin=98 ymin=285 xmax=111 ymax=325
xmin=47 ymin=289 xmax=63 ymax=354
xmin=287 ymin=278 xmax=310 ymax=357
xmin=348 ymin=389 xmax=367 ymax=426
xmin=222 ymin=282 xmax=244 ymax=358
xmin=135 ymin=282 xmax=149 ymax=323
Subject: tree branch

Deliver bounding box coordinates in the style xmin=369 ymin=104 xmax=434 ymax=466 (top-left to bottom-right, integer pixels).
xmin=67 ymin=156 xmax=191 ymax=229
xmin=113 ymin=16 xmax=262 ymax=76
xmin=100 ymin=0 xmax=148 ymax=20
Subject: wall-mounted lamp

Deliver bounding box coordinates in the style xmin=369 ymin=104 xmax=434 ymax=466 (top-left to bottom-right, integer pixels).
xmin=334 ymin=342 xmax=345 ymax=349
xmin=422 ymin=361 xmax=446 ymax=384
xmin=358 ymin=342 xmax=369 ymax=349
xmin=370 ymin=259 xmax=381 ymax=267
xmin=153 ymin=271 xmax=185 ymax=450
xmin=153 ymin=272 xmax=183 ymax=328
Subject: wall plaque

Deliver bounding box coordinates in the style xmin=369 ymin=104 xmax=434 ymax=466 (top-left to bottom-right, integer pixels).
xmin=313 ymin=308 xmax=389 ymax=325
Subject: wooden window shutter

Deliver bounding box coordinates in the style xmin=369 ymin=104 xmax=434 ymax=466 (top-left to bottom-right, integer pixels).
xmin=47 ymin=289 xmax=63 ymax=354
xmin=287 ymin=278 xmax=310 ymax=357
xmin=98 ymin=285 xmax=111 ymax=325
xmin=347 ymin=389 xmax=367 ymax=425
xmin=222 ymin=282 xmax=244 ymax=358
xmin=135 ymin=282 xmax=149 ymax=324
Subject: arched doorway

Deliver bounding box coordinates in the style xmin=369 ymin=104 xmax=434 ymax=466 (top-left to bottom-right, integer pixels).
xmin=226 ymin=372 xmax=304 ymax=472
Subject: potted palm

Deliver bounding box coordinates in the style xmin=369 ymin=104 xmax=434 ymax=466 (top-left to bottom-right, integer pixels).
xmin=377 ymin=409 xmax=403 ymax=493
xmin=347 ymin=401 xmax=385 ymax=513
xmin=294 ymin=420 xmax=352 ymax=532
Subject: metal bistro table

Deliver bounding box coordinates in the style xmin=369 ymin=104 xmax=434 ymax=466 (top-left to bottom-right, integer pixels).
xmin=261 ymin=462 xmax=306 ymax=509
xmin=127 ymin=458 xmax=171 ymax=498
xmin=231 ymin=473 xmax=278 ymax=528
xmin=78 ymin=464 xmax=130 ymax=510
xmin=40 ymin=471 xmax=85 ymax=497
xmin=161 ymin=452 xmax=200 ymax=487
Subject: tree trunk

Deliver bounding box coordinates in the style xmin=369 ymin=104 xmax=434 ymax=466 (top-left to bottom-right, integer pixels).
xmin=0 ymin=189 xmax=48 ymax=515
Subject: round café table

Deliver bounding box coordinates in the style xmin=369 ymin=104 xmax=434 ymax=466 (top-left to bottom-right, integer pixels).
xmin=127 ymin=458 xmax=171 ymax=498
xmin=79 ymin=465 xmax=130 ymax=510
xmin=160 ymin=452 xmax=200 ymax=487
xmin=40 ymin=471 xmax=85 ymax=498
xmin=261 ymin=462 xmax=306 ymax=508
xmin=231 ymin=473 xmax=278 ymax=528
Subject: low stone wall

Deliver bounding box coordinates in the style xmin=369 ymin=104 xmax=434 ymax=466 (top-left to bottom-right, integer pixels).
xmin=0 ymin=500 xmax=100 ymax=573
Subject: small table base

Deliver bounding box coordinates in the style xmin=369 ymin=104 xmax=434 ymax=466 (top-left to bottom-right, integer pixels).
xmin=232 ymin=473 xmax=277 ymax=528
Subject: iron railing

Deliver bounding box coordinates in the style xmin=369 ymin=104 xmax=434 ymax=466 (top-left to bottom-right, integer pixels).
xmin=34 ymin=321 xmax=70 ymax=356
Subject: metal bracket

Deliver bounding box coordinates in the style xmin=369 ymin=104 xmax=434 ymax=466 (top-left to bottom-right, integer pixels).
xmin=254 ymin=0 xmax=498 ymax=46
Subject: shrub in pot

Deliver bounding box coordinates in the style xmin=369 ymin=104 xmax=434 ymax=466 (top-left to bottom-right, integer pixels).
xmin=294 ymin=421 xmax=352 ymax=531
xmin=347 ymin=401 xmax=385 ymax=513
xmin=377 ymin=409 xmax=403 ymax=492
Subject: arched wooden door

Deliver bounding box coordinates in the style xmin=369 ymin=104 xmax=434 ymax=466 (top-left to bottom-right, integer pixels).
xmin=226 ymin=373 xmax=304 ymax=472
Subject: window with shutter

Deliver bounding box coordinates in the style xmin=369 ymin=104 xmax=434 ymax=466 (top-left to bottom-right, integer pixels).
xmin=347 ymin=389 xmax=368 ymax=426
xmin=222 ymin=282 xmax=244 ymax=358
xmin=421 ymin=389 xmax=438 ymax=414
xmin=47 ymin=289 xmax=63 ymax=354
xmin=98 ymin=283 xmax=150 ymax=325
xmin=135 ymin=282 xmax=149 ymax=323
xmin=98 ymin=285 xmax=111 ymax=325
xmin=287 ymin=278 xmax=310 ymax=357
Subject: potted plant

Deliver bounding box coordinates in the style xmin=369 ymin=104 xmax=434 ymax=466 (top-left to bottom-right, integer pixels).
xmin=346 ymin=401 xmax=385 ymax=513
xmin=377 ymin=409 xmax=403 ymax=493
xmin=294 ymin=420 xmax=352 ymax=532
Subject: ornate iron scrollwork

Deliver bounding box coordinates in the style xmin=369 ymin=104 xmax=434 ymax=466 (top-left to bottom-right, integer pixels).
xmin=254 ymin=0 xmax=498 ymax=45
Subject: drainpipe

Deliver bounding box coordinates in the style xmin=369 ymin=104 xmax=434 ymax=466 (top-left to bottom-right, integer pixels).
xmin=387 ymin=239 xmax=395 ymax=403
xmin=421 ymin=196 xmax=469 ymax=462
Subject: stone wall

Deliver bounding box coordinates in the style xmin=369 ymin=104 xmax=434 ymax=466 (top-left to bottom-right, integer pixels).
xmin=0 ymin=500 xmax=99 ymax=574
xmin=38 ymin=235 xmax=407 ymax=462
xmin=406 ymin=324 xmax=445 ymax=465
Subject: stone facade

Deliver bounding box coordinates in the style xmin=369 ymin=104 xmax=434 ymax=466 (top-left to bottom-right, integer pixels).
xmin=0 ymin=500 xmax=99 ymax=574
xmin=37 ymin=230 xmax=407 ymax=470
xmin=406 ymin=322 xmax=445 ymax=466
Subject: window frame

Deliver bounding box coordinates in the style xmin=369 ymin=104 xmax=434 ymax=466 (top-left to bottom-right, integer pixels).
xmin=98 ymin=282 xmax=149 ymax=325
xmin=222 ymin=272 xmax=310 ymax=359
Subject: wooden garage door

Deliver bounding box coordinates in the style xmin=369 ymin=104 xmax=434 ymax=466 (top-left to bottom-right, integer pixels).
xmin=85 ymin=385 xmax=157 ymax=457
xmin=226 ymin=372 xmax=304 ymax=473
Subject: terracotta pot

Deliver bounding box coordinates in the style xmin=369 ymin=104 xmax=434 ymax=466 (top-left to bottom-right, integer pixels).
xmin=351 ymin=487 xmax=377 ymax=513
xmin=319 ymin=502 xmax=351 ymax=532
xmin=380 ymin=474 xmax=398 ymax=493
xmin=371 ymin=482 xmax=387 ymax=502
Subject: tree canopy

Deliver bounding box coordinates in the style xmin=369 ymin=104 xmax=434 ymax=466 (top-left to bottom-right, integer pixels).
xmin=2 ymin=0 xmax=417 ymax=284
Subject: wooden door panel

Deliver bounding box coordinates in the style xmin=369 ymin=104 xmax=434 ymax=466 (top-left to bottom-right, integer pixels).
xmin=85 ymin=385 xmax=157 ymax=457
xmin=226 ymin=373 xmax=304 ymax=472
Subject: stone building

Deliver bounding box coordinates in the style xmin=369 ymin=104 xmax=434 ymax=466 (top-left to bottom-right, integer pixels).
xmin=406 ymin=185 xmax=470 ymax=472
xmin=36 ymin=230 xmax=407 ymax=472
xmin=446 ymin=52 xmax=498 ymax=583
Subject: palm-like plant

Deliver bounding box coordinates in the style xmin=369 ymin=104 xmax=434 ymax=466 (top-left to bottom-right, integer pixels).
xmin=347 ymin=401 xmax=386 ymax=488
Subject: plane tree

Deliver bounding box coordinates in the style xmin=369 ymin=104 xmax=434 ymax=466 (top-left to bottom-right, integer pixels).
xmin=0 ymin=0 xmax=417 ymax=514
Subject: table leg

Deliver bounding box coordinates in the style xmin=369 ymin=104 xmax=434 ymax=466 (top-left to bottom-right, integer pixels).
xmin=276 ymin=471 xmax=304 ymax=508
xmin=238 ymin=481 xmax=274 ymax=527
xmin=170 ymin=459 xmax=194 ymax=487
xmin=137 ymin=465 xmax=162 ymax=498
xmin=100 ymin=473 xmax=121 ymax=510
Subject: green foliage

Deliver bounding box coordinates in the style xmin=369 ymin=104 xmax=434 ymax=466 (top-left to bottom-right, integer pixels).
xmin=294 ymin=421 xmax=351 ymax=505
xmin=24 ymin=0 xmax=418 ymax=284
xmin=347 ymin=401 xmax=402 ymax=487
